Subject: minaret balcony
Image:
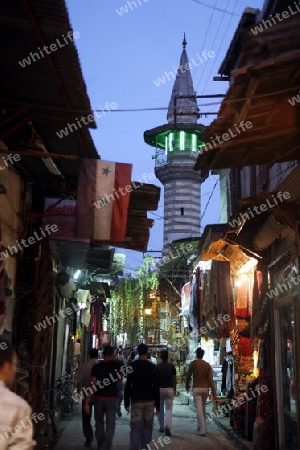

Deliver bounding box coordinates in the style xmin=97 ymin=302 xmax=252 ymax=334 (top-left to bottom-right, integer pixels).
xmin=144 ymin=123 xmax=206 ymax=168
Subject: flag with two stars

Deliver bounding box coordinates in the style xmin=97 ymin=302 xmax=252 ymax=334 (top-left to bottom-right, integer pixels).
xmin=76 ymin=159 xmax=132 ymax=241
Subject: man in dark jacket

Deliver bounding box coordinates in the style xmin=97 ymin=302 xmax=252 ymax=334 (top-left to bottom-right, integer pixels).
xmin=84 ymin=345 xmax=122 ymax=450
xmin=153 ymin=350 xmax=176 ymax=436
xmin=124 ymin=343 xmax=159 ymax=450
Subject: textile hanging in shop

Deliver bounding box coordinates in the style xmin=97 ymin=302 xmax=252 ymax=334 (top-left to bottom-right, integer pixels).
xmin=77 ymin=159 xmax=132 ymax=241
xmin=226 ymin=338 xmax=232 ymax=353
xmin=181 ymin=282 xmax=190 ymax=315
xmin=76 ymin=289 xmax=90 ymax=306
xmin=238 ymin=336 xmax=253 ymax=357
xmin=239 ymin=355 xmax=254 ymax=372
xmin=59 ymin=277 xmax=76 ymax=299
xmin=189 ymin=267 xmax=201 ymax=332
xmin=221 ymin=354 xmax=235 ymax=397
xmin=251 ymin=270 xmax=263 ymax=340
xmin=236 ymin=282 xmax=250 ymax=318
xmin=208 ymin=260 xmax=235 ymax=334
xmin=75 ymin=290 xmax=92 ymax=328
xmin=92 ymin=299 xmax=103 ymax=335
xmin=203 ymin=270 xmax=210 ymax=318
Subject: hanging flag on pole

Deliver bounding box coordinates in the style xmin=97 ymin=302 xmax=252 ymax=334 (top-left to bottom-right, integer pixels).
xmin=77 ymin=159 xmax=132 ymax=241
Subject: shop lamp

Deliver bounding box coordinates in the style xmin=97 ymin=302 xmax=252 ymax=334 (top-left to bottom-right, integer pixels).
xmin=144 ymin=308 xmax=152 ymax=315
xmin=235 ymin=279 xmax=242 ymax=287
xmin=73 ymin=269 xmax=81 ymax=280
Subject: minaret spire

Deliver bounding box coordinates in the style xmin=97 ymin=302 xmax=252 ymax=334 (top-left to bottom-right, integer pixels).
xmin=167 ymin=34 xmax=199 ymax=124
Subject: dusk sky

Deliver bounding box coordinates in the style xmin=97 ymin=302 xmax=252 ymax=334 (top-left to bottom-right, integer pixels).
xmin=66 ymin=0 xmax=264 ymax=273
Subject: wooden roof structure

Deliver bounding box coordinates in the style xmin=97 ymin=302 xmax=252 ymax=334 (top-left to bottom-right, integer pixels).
xmin=0 ymin=0 xmax=161 ymax=258
xmin=112 ymin=182 xmax=160 ymax=253
xmin=0 ymin=0 xmax=99 ymax=192
xmin=194 ymin=11 xmax=300 ymax=177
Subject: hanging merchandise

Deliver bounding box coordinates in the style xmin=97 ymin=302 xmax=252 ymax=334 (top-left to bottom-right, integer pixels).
xmin=189 ymin=268 xmax=201 ymax=332
xmin=226 ymin=338 xmax=232 ymax=353
xmin=92 ymin=297 xmax=103 ymax=336
xmin=251 ymin=270 xmax=264 ymax=340
xmin=221 ymin=352 xmax=235 ymax=398
xmin=257 ymin=340 xmax=265 ymax=369
xmin=235 ymin=281 xmax=250 ymax=319
xmin=76 ymin=327 xmax=82 ymax=341
xmin=238 ymin=336 xmax=253 ymax=357
xmin=181 ymin=282 xmax=191 ymax=315
xmin=58 ymin=275 xmax=76 ymax=299
xmin=208 ymin=260 xmax=235 ymax=336
xmin=76 ymin=289 xmax=90 ymax=308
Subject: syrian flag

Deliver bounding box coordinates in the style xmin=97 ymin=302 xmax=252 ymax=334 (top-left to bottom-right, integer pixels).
xmin=77 ymin=160 xmax=132 ymax=241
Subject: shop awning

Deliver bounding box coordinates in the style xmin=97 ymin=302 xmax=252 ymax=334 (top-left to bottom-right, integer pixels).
xmin=198 ymin=224 xmax=260 ymax=272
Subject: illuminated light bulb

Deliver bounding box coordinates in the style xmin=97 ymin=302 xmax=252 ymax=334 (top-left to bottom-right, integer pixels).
xmin=235 ymin=280 xmax=242 ymax=287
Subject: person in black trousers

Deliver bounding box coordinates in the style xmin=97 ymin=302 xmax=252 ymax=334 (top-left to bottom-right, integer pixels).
xmin=75 ymin=348 xmax=99 ymax=447
xmin=124 ymin=343 xmax=160 ymax=450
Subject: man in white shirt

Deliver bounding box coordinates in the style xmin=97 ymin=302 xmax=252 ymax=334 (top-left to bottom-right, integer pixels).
xmin=0 ymin=338 xmax=35 ymax=449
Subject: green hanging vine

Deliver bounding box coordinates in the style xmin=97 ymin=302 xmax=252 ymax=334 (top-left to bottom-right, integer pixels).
xmin=108 ymin=256 xmax=159 ymax=344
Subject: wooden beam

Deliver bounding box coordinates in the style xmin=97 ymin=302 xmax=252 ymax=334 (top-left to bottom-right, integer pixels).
xmin=21 ymin=0 xmax=90 ymax=157
xmin=0 ymin=107 xmax=28 ymax=131
xmin=0 ymin=148 xmax=79 ymax=160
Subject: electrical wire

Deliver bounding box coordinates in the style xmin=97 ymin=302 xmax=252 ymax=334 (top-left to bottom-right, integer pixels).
xmin=195 ymin=0 xmax=230 ymax=92
xmin=2 ymin=82 xmax=300 ymax=114
xmin=189 ymin=0 xmax=240 ymax=16
xmin=200 ymin=0 xmax=240 ymax=96
xmin=192 ymin=0 xmax=218 ymax=83
xmin=200 ymin=178 xmax=219 ymax=222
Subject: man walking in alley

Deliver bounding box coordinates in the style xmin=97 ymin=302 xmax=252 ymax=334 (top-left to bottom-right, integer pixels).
xmin=75 ymin=348 xmax=98 ymax=447
xmin=186 ymin=347 xmax=217 ymax=437
xmin=153 ymin=350 xmax=176 ymax=436
xmin=84 ymin=345 xmax=121 ymax=450
xmin=0 ymin=338 xmax=35 ymax=449
xmin=124 ymin=343 xmax=159 ymax=450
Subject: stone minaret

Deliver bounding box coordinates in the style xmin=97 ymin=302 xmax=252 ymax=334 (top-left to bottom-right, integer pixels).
xmin=144 ymin=35 xmax=205 ymax=252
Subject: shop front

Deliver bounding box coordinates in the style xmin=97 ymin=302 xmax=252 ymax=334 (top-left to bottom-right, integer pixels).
xmin=271 ymin=256 xmax=300 ymax=450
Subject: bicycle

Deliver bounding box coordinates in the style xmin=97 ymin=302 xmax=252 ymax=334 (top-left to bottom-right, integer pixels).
xmin=54 ymin=373 xmax=76 ymax=417
xmin=43 ymin=391 xmax=58 ymax=449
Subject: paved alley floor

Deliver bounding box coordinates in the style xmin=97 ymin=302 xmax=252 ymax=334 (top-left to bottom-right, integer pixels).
xmin=54 ymin=394 xmax=238 ymax=450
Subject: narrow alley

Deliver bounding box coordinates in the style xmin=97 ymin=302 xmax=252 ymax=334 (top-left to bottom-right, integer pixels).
xmin=55 ymin=392 xmax=238 ymax=450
